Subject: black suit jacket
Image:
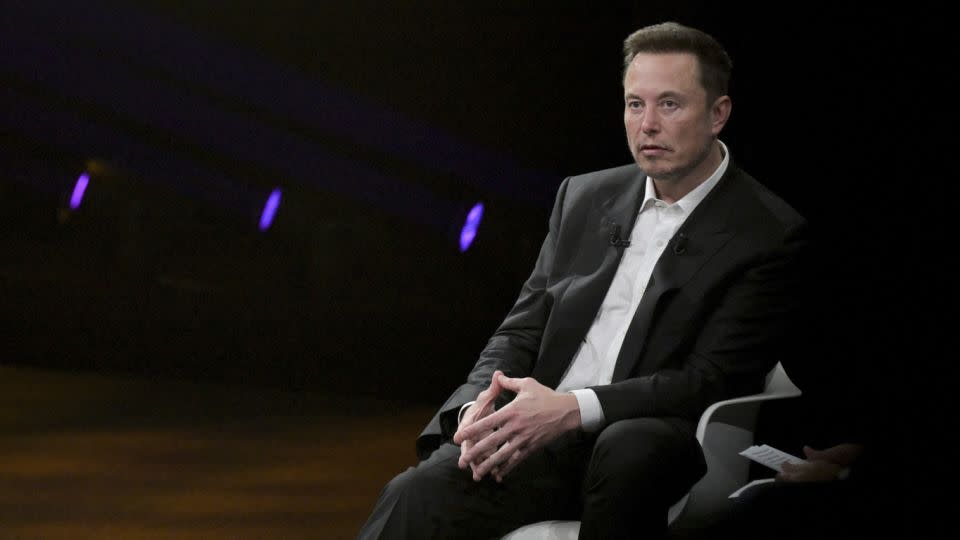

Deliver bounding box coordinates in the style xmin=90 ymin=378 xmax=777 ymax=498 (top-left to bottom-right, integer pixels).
xmin=417 ymin=161 xmax=808 ymax=459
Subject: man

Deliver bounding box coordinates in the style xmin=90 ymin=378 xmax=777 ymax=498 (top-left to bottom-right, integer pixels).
xmin=360 ymin=21 xmax=807 ymax=539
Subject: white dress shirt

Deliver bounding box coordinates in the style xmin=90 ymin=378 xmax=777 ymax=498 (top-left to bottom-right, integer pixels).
xmin=558 ymin=141 xmax=730 ymax=431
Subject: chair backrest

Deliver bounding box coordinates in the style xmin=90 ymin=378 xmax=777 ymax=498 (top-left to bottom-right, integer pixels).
xmin=763 ymin=361 xmax=801 ymax=397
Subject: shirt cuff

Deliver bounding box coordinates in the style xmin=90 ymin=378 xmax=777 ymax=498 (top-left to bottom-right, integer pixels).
xmin=570 ymin=389 xmax=605 ymax=432
xmin=457 ymin=401 xmax=476 ymax=425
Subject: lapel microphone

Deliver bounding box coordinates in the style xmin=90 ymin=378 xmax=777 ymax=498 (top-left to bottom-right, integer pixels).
xmin=608 ymin=224 xmax=631 ymax=248
xmin=672 ymin=233 xmax=688 ymax=254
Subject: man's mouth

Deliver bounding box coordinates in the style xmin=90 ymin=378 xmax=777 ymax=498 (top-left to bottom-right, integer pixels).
xmin=639 ymin=144 xmax=669 ymax=156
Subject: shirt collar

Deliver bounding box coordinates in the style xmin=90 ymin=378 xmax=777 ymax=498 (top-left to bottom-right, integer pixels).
xmin=641 ymin=139 xmax=730 ymax=214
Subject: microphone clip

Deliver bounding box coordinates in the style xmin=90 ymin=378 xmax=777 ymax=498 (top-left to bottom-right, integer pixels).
xmin=672 ymin=233 xmax=688 ymax=255
xmin=608 ymin=224 xmax=631 ymax=248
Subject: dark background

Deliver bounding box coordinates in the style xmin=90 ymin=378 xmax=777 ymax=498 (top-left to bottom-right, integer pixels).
xmin=1 ymin=0 xmax=947 ymax=423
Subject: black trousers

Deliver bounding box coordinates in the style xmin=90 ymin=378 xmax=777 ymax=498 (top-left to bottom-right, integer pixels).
xmin=359 ymin=417 xmax=706 ymax=540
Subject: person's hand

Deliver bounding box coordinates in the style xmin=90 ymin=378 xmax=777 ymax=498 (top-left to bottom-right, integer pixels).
xmin=454 ymin=373 xmax=581 ymax=483
xmin=776 ymin=459 xmax=845 ymax=482
xmin=802 ymin=443 xmax=863 ymax=467
xmin=775 ymin=444 xmax=862 ymax=483
xmin=454 ymin=370 xmax=505 ymax=478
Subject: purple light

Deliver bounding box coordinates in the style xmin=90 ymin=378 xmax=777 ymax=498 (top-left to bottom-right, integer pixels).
xmin=259 ymin=188 xmax=282 ymax=231
xmin=69 ymin=172 xmax=90 ymax=210
xmin=459 ymin=202 xmax=484 ymax=252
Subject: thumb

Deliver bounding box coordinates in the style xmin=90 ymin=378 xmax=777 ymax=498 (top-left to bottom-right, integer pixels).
xmin=803 ymin=445 xmax=822 ymax=460
xmin=488 ymin=371 xmax=504 ymax=395
xmin=497 ymin=373 xmax=525 ymax=392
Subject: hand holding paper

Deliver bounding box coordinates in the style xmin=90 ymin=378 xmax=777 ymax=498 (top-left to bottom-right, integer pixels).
xmin=738 ymin=444 xmax=805 ymax=472
xmin=729 ymin=444 xmax=805 ymax=498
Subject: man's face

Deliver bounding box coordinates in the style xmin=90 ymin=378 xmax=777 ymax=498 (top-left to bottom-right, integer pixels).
xmin=623 ymin=52 xmax=725 ymax=184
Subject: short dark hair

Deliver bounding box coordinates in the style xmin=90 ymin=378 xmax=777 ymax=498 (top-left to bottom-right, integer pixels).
xmin=623 ymin=22 xmax=732 ymax=103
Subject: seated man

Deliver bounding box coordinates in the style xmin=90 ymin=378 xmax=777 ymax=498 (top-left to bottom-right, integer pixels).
xmin=359 ymin=22 xmax=809 ymax=540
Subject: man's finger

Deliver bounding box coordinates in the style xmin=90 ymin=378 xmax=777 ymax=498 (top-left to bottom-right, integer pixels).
xmin=480 ymin=371 xmax=503 ymax=402
xmin=472 ymin=439 xmax=517 ymax=480
xmin=458 ymin=440 xmax=473 ymax=470
xmin=470 ymin=446 xmax=497 ymax=477
xmin=454 ymin=411 xmax=486 ymax=444
xmin=453 ymin=374 xmax=506 ymax=445
xmin=464 ymin=430 xmax=510 ymax=470
xmin=496 ymin=374 xmax=527 ymax=393
xmin=477 ymin=372 xmax=503 ymax=406
xmin=455 ymin=407 xmax=509 ymax=444
xmin=458 ymin=428 xmax=495 ymax=468
xmin=494 ymin=445 xmax=527 ymax=482
xmin=461 ymin=426 xmax=510 ymax=465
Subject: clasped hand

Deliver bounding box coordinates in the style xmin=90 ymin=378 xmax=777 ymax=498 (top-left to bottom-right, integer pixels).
xmin=453 ymin=371 xmax=580 ymax=483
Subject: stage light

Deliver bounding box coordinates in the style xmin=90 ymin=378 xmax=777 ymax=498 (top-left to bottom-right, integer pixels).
xmin=259 ymin=188 xmax=282 ymax=231
xmin=69 ymin=172 xmax=90 ymax=210
xmin=459 ymin=202 xmax=484 ymax=252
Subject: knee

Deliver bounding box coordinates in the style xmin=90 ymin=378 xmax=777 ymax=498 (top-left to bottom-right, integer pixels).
xmin=592 ymin=419 xmax=682 ymax=472
xmin=382 ymin=465 xmax=440 ymax=505
xmin=587 ymin=418 xmax=703 ymax=489
xmin=382 ymin=467 xmax=415 ymax=501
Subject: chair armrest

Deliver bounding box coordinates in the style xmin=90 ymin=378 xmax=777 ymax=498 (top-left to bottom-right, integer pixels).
xmin=672 ymin=362 xmax=802 ymax=532
xmin=695 ymin=361 xmax=801 ymax=442
xmin=696 ymin=387 xmax=801 ymax=443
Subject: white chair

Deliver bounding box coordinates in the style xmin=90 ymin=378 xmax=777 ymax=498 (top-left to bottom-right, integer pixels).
xmin=502 ymin=362 xmax=802 ymax=540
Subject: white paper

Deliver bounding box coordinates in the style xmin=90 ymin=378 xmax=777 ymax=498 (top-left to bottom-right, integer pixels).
xmin=728 ymin=478 xmax=776 ymax=498
xmin=738 ymin=444 xmax=805 ymax=472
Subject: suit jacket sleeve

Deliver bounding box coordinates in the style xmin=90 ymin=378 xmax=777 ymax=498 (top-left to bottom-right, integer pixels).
xmin=590 ymin=219 xmax=810 ymax=424
xmin=415 ymin=178 xmax=571 ymax=459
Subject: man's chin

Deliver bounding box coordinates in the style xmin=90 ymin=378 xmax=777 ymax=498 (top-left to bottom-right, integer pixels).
xmin=634 ymin=159 xmax=674 ymax=181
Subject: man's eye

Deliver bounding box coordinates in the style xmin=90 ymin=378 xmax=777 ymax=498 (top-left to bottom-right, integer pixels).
xmin=662 ymin=100 xmax=678 ymax=109
xmin=627 ymin=101 xmax=642 ymax=110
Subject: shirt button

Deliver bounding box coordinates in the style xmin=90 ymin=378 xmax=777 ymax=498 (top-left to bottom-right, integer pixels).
xmin=656 ymin=240 xmax=664 ymax=247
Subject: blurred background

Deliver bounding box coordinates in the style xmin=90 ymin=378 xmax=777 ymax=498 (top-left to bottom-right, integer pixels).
xmin=0 ymin=1 xmax=948 ymax=536
xmin=4 ymin=1 xmax=939 ymax=403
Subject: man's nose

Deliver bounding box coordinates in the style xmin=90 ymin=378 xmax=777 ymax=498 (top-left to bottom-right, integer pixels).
xmin=640 ymin=109 xmax=660 ymax=134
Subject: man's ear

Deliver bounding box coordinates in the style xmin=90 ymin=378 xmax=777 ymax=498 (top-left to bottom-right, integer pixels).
xmin=711 ymin=95 xmax=732 ymax=135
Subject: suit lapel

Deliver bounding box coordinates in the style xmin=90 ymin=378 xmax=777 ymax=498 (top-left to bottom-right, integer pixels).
xmin=611 ymin=168 xmax=741 ymax=382
xmin=566 ymin=174 xmax=651 ymax=322
xmin=535 ymin=171 xmax=647 ymax=390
